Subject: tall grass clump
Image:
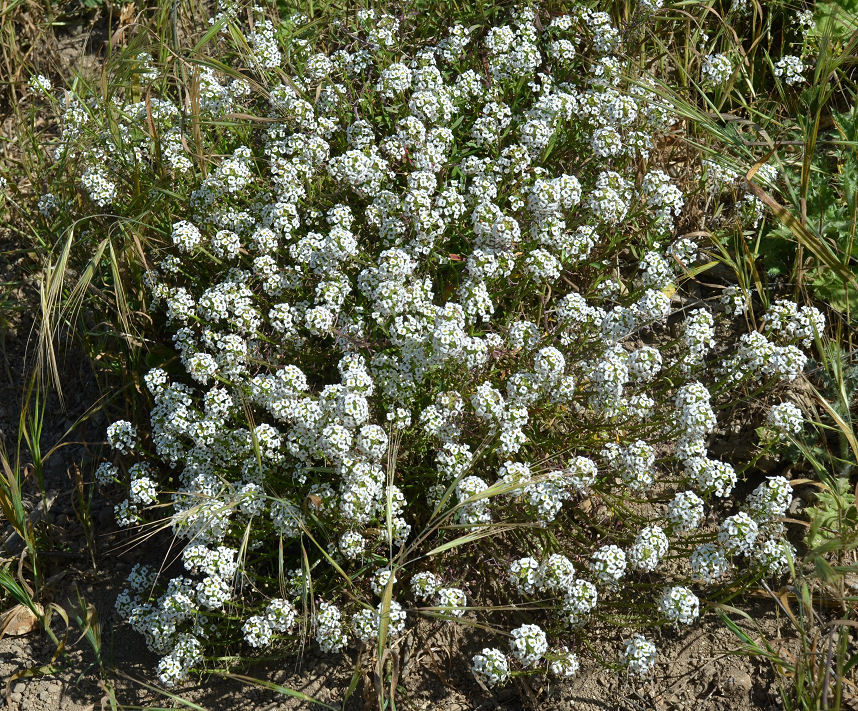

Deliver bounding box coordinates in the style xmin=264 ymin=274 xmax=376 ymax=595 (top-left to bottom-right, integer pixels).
xmin=23 ymin=0 xmax=836 ymax=701
xmin=642 ymin=0 xmax=858 ymax=314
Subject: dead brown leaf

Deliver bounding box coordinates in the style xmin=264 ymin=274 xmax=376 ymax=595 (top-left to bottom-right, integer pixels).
xmin=0 ymin=603 xmax=42 ymax=639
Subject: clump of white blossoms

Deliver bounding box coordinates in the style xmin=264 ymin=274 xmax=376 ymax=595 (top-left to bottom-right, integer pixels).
xmin=766 ymin=402 xmax=803 ymax=440
xmin=622 ymin=634 xmax=657 ymax=675
xmin=510 ymin=623 xmax=548 ymax=667
xmin=628 ymin=525 xmax=669 ymax=572
xmin=548 ymin=646 xmax=580 ymax=677
xmin=43 ymin=0 xmax=818 ymax=691
xmin=106 ymin=420 xmax=137 ymax=454
xmin=701 ymin=53 xmax=733 ymax=86
xmin=659 ymin=586 xmax=700 ymax=626
xmin=472 ymin=648 xmax=510 ymax=687
xmin=773 ymin=55 xmax=806 ymax=85
xmin=28 ymin=74 xmax=52 ymax=94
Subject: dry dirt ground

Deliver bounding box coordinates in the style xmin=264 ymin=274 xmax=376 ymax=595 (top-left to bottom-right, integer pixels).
xmin=0 ymin=6 xmax=808 ymax=710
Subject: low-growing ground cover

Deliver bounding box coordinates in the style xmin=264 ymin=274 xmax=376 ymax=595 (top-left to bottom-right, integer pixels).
xmin=0 ymin=0 xmax=856 ymax=709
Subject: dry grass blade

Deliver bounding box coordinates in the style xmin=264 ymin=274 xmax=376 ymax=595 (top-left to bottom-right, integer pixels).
xmin=112 ymin=669 xmax=211 ymax=710
xmin=210 ymin=672 xmax=338 ymax=710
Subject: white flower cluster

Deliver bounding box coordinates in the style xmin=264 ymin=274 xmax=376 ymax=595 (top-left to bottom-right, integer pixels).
xmin=773 ymin=55 xmax=806 ymax=85
xmin=352 ymin=601 xmax=406 ymax=642
xmin=242 ymin=598 xmax=297 ymax=647
xmin=720 ymin=299 xmax=820 ymax=384
xmin=668 ymin=491 xmax=705 ymax=532
xmin=659 ymin=586 xmax=700 ymax=626
xmin=472 ymin=647 xmax=510 ymax=687
xmin=509 ymin=624 xmax=548 ymax=667
xmin=315 ymin=601 xmax=348 ymax=653
xmin=29 ymin=74 xmax=52 ymax=93
xmin=629 ymin=525 xmax=669 ymax=572
xmin=701 ymin=53 xmax=733 ymax=86
xmin=106 ymin=420 xmax=137 ymax=454
xmin=81 ymin=165 xmax=117 ymax=207
xmin=591 ymin=545 xmax=627 ymax=585
xmin=435 ymin=587 xmax=468 ymax=617
xmin=622 ymin=634 xmax=657 ymax=675
xmin=795 ymin=9 xmax=815 ymax=32
xmin=766 ymin=299 xmax=824 ymax=347
xmin=548 ymin=646 xmax=580 ymax=677
xmin=40 ymin=2 xmax=818 ymax=689
xmin=721 ymin=285 xmax=747 ymax=315
xmin=94 ymin=462 xmax=119 ymax=486
xmin=766 ymin=402 xmax=803 ymax=440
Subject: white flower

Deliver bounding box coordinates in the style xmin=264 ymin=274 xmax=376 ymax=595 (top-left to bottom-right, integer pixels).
xmin=243 ymin=615 xmax=273 ymax=647
xmin=509 ymin=624 xmax=547 ymax=667
xmin=509 ymin=557 xmax=540 ymax=595
xmin=667 ymin=491 xmax=705 ymax=532
xmin=29 ymin=74 xmax=52 ymax=93
xmin=171 ymin=220 xmax=202 ymax=253
xmin=411 ymin=572 xmax=440 ymax=600
xmin=196 ymin=575 xmax=231 ymax=609
xmin=472 ymin=648 xmax=509 ymax=687
xmin=659 ymin=586 xmax=700 ymax=626
xmin=719 ymin=512 xmax=759 ymax=556
xmin=548 ymin=646 xmax=580 ymax=677
xmin=628 ymin=525 xmax=669 ymax=572
xmin=622 ymin=634 xmax=656 ymax=675
xmin=81 ymin=166 xmax=117 ymax=207
xmin=702 ymin=53 xmax=733 ymax=85
xmin=766 ymin=402 xmax=803 ymax=440
xmin=748 ymin=476 xmax=793 ymax=522
xmin=691 ymin=543 xmax=729 ymax=583
xmin=773 ymin=55 xmax=805 ymax=85
xmin=753 ymin=538 xmax=794 ymax=576
xmin=95 ymin=462 xmax=119 ymax=486
xmin=537 ymin=554 xmax=576 ymax=592
xmin=339 ymin=531 xmax=366 ymax=559
xmin=315 ymin=602 xmax=348 ymax=653
xmin=371 ymin=567 xmax=397 ymax=595
xmin=107 ymin=420 xmax=137 ymax=454
xmin=434 ymin=587 xmax=467 ymax=617
xmin=590 ymin=544 xmax=626 ymax=585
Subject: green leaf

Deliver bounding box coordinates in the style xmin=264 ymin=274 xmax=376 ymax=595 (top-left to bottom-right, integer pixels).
xmin=804 ymin=477 xmax=858 ymax=549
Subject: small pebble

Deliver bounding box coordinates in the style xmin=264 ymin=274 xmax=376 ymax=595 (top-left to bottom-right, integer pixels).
xmin=725 ymin=670 xmax=753 ymax=694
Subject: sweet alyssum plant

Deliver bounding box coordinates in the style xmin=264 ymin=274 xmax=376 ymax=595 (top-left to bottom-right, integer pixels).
xmin=38 ymin=0 xmax=821 ymax=692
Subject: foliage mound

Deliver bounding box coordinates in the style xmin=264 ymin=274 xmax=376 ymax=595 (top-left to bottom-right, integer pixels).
xmin=26 ymin=0 xmax=831 ymax=695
